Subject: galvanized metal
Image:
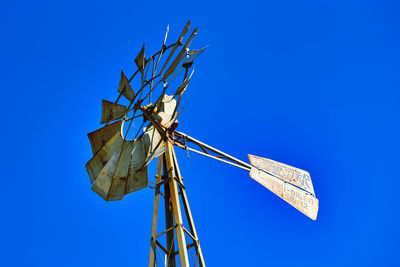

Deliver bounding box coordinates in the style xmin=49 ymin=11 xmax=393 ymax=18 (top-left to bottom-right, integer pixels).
xmin=175 ymin=131 xmax=253 ymax=170
xmin=148 ymin=156 xmax=163 ymax=267
xmin=186 ymin=147 xmax=251 ymax=171
xmin=249 ymin=167 xmax=318 ymax=220
xmin=143 ymin=124 xmax=166 ymax=165
xmin=118 ymin=70 xmax=135 ymax=102
xmin=86 ymin=132 xmax=124 ymax=183
xmin=87 ymin=120 xmax=122 ymax=154
xmin=100 ymin=99 xmax=127 ymax=124
xmin=249 ymin=154 xmax=315 ymax=196
xmin=126 ymin=137 xmax=148 ymax=194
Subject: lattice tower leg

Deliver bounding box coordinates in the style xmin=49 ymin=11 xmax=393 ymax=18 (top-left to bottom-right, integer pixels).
xmin=148 ymin=141 xmax=206 ymax=267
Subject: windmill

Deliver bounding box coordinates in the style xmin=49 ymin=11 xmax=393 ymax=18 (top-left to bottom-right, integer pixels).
xmin=85 ymin=21 xmax=319 ymax=267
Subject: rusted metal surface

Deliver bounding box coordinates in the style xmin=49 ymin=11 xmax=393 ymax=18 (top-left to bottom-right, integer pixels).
xmin=107 ymin=140 xmax=135 ymax=200
xmin=91 ymin=152 xmax=119 ymax=200
xmin=118 ymin=70 xmax=135 ymax=101
xmin=170 ymin=147 xmax=206 ymax=267
xmin=86 ymin=132 xmax=124 ymax=183
xmin=249 ymin=167 xmax=318 ymax=220
xmin=100 ymin=99 xmax=127 ymax=124
xmin=143 ymin=124 xmax=166 ymax=166
xmin=155 ymin=94 xmax=177 ymax=128
xmin=148 ymin=156 xmax=163 ymax=267
xmin=164 ymin=142 xmax=190 ymax=266
xmin=126 ymin=137 xmax=148 ymax=194
xmin=87 ymin=120 xmax=154 ymax=199
xmin=87 ymin=120 xmax=122 ymax=155
xmin=249 ymin=154 xmax=315 ymax=196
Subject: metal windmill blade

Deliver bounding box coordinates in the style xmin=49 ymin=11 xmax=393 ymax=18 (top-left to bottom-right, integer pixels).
xmin=85 ymin=21 xmax=319 ymax=267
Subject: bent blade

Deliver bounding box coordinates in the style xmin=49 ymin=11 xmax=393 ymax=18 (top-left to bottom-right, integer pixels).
xmin=162 ymin=28 xmax=198 ymax=80
xmin=182 ymin=46 xmax=208 ymax=67
xmin=173 ymin=69 xmax=194 ymax=97
xmin=118 ymin=70 xmax=135 ymax=101
xmin=249 ymin=167 xmax=319 ymax=220
xmin=126 ymin=137 xmax=148 ymax=194
xmin=143 ymin=124 xmax=166 ymax=161
xmin=91 ymin=152 xmax=119 ymax=201
xmin=168 ymin=45 xmax=206 ymax=84
xmin=106 ymin=140 xmax=135 ymax=201
xmin=159 ymin=20 xmax=191 ymax=75
xmin=87 ymin=121 xmax=122 ymax=155
xmin=135 ymin=44 xmax=146 ymax=72
xmin=86 ymin=132 xmax=123 ymax=183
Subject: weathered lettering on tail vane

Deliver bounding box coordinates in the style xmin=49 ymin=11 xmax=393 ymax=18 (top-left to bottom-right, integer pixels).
xmin=249 ymin=167 xmax=319 ymax=220
xmin=249 ymin=154 xmax=315 ymax=196
xmin=248 ymin=154 xmax=318 ymax=220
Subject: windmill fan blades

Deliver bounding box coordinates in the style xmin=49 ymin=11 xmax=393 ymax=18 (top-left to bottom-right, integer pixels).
xmin=135 ymin=44 xmax=146 ymax=72
xmin=183 ymin=46 xmax=208 ymax=67
xmin=159 ymin=20 xmax=191 ymax=75
xmin=91 ymin=137 xmax=134 ymax=201
xmin=126 ymin=137 xmax=148 ymax=194
xmin=174 ymin=70 xmax=194 ymax=97
xmin=86 ymin=116 xmax=173 ymax=200
xmin=85 ymin=23 xmax=208 ymax=202
xmin=87 ymin=121 xmax=122 ymax=155
xmin=168 ymin=46 xmax=207 ymax=84
xmin=248 ymin=154 xmax=319 ymax=220
xmin=162 ymin=28 xmax=198 ymax=80
xmin=100 ymin=100 xmax=127 ymax=124
xmin=118 ymin=70 xmax=135 ymax=101
xmin=86 ymin=132 xmax=124 ymax=183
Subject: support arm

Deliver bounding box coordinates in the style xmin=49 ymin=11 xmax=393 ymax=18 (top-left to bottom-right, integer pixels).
xmin=173 ymin=131 xmax=252 ymax=171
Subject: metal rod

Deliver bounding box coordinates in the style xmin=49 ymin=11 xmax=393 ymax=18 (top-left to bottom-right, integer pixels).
xmin=165 ymin=142 xmax=190 ymax=266
xmin=163 ymin=155 xmax=176 ymax=267
xmin=125 ymin=113 xmax=143 ymax=122
xmin=176 ymin=131 xmax=253 ymax=170
xmin=170 ymin=145 xmax=206 ymax=267
xmin=186 ymin=147 xmax=250 ymax=171
xmin=155 ymin=225 xmax=177 ymax=239
xmin=149 ymin=156 xmax=163 ymax=267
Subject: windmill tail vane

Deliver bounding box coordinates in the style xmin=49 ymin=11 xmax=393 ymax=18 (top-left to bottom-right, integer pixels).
xmin=85 ymin=21 xmax=319 ymax=267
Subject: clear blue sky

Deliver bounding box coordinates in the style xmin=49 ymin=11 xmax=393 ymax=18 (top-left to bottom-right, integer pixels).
xmin=1 ymin=0 xmax=399 ymax=266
